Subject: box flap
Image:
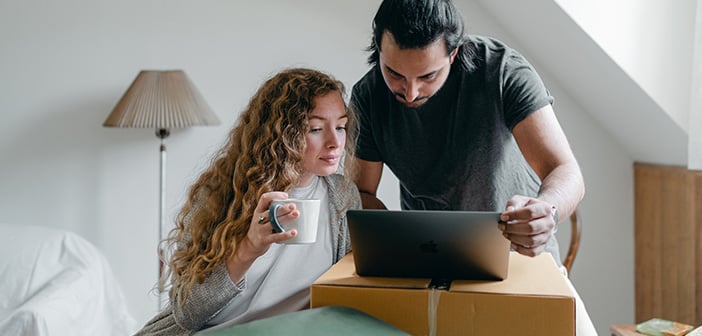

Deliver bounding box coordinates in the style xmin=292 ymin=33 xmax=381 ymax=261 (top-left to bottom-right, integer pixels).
xmin=314 ymin=254 xmax=432 ymax=289
xmin=449 ymin=252 xmax=574 ymax=297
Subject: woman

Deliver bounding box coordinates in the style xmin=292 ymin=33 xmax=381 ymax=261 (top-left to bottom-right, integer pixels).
xmin=135 ymin=68 xmax=361 ymax=335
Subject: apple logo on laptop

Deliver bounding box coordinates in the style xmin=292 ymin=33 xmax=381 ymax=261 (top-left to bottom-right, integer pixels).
xmin=419 ymin=240 xmax=438 ymax=253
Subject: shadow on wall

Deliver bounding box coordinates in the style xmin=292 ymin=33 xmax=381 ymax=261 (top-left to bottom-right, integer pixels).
xmin=0 ymin=89 xmax=154 ymax=244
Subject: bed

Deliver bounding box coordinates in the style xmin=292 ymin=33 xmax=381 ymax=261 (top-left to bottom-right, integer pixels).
xmin=0 ymin=223 xmax=137 ymax=335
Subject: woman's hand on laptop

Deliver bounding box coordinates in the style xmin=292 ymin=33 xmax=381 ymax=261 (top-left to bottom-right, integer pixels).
xmin=498 ymin=195 xmax=556 ymax=257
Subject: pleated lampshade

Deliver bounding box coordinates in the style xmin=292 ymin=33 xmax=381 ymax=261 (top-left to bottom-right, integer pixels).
xmin=103 ymin=70 xmax=220 ymax=129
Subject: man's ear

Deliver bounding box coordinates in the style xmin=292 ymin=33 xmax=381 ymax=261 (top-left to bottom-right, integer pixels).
xmin=449 ymin=48 xmax=458 ymax=64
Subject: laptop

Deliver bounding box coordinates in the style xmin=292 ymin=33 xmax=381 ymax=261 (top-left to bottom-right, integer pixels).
xmin=347 ymin=209 xmax=510 ymax=281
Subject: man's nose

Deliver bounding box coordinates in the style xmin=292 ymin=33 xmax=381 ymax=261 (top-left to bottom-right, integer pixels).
xmin=404 ymin=80 xmax=420 ymax=102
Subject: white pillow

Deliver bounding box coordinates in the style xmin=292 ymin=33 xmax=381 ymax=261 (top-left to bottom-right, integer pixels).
xmin=0 ymin=224 xmax=137 ymax=336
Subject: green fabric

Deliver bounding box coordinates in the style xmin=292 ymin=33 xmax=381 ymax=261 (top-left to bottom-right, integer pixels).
xmin=200 ymin=306 xmax=409 ymax=336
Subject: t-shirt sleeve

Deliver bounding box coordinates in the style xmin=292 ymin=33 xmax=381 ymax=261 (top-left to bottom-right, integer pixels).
xmin=350 ymin=82 xmax=382 ymax=162
xmin=501 ymin=50 xmax=554 ymax=130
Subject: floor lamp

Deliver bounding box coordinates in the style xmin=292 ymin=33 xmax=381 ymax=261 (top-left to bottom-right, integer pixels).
xmin=103 ymin=70 xmax=220 ymax=309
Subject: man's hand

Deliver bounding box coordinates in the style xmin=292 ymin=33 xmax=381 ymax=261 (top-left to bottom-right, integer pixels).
xmin=359 ymin=191 xmax=388 ymax=209
xmin=355 ymin=159 xmax=388 ymax=209
xmin=498 ymin=195 xmax=556 ymax=257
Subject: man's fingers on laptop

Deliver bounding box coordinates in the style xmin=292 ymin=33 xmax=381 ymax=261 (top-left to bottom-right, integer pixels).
xmin=505 ymin=195 xmax=530 ymax=211
xmin=503 ymin=231 xmax=549 ymax=249
xmin=511 ymin=242 xmax=544 ymax=257
xmin=499 ymin=215 xmax=554 ymax=236
xmin=499 ymin=221 xmax=537 ymax=234
xmin=501 ymin=200 xmax=553 ymax=224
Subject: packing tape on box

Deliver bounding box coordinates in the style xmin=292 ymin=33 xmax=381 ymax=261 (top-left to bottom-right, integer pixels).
xmin=428 ymin=288 xmax=440 ymax=336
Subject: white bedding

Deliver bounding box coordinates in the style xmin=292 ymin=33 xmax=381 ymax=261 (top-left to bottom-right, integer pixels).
xmin=0 ymin=224 xmax=137 ymax=336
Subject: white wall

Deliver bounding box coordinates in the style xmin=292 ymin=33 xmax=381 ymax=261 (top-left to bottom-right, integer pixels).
xmin=555 ymin=0 xmax=702 ymax=170
xmin=555 ymin=0 xmax=697 ymax=132
xmin=690 ymin=0 xmax=702 ymax=170
xmin=0 ymin=0 xmax=633 ymax=334
xmin=0 ymin=0 xmax=378 ymax=328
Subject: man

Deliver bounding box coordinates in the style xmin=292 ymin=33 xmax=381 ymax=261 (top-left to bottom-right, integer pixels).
xmin=351 ymin=1 xmax=597 ymax=334
xmin=351 ymin=0 xmax=583 ymax=263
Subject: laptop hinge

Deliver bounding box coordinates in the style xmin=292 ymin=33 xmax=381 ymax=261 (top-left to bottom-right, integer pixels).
xmin=429 ymin=278 xmax=451 ymax=290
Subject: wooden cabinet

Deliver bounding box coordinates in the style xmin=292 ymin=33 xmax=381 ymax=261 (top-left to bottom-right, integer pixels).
xmin=634 ymin=163 xmax=702 ymax=326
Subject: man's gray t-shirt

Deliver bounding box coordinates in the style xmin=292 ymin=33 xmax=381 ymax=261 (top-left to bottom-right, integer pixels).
xmin=351 ymin=35 xmax=561 ymax=263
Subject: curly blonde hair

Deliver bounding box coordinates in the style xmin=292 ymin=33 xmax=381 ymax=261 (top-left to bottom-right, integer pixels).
xmin=161 ymin=68 xmax=357 ymax=304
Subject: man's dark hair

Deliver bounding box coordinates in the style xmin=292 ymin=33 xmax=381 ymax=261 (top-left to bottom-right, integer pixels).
xmin=366 ymin=0 xmax=475 ymax=71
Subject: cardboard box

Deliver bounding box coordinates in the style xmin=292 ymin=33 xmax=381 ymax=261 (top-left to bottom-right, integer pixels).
xmin=310 ymin=252 xmax=575 ymax=336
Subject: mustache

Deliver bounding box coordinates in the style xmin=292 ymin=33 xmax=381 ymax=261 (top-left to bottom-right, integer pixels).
xmin=394 ymin=92 xmax=429 ymax=104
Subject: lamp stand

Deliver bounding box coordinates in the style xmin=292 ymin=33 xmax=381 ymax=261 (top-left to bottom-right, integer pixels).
xmin=103 ymin=70 xmax=220 ymax=312
xmin=156 ymin=128 xmax=170 ymax=310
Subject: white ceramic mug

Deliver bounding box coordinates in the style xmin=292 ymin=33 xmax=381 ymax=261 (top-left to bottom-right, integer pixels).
xmin=268 ymin=199 xmax=321 ymax=244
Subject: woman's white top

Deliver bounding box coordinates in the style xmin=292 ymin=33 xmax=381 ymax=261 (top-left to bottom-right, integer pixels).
xmin=204 ymin=175 xmax=332 ymax=329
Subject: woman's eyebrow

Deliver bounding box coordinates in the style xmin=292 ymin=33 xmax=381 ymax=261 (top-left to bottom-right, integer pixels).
xmin=309 ymin=114 xmax=348 ymax=121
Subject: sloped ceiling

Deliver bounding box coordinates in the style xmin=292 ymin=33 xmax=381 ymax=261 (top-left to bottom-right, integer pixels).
xmin=472 ymin=0 xmax=688 ymax=166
